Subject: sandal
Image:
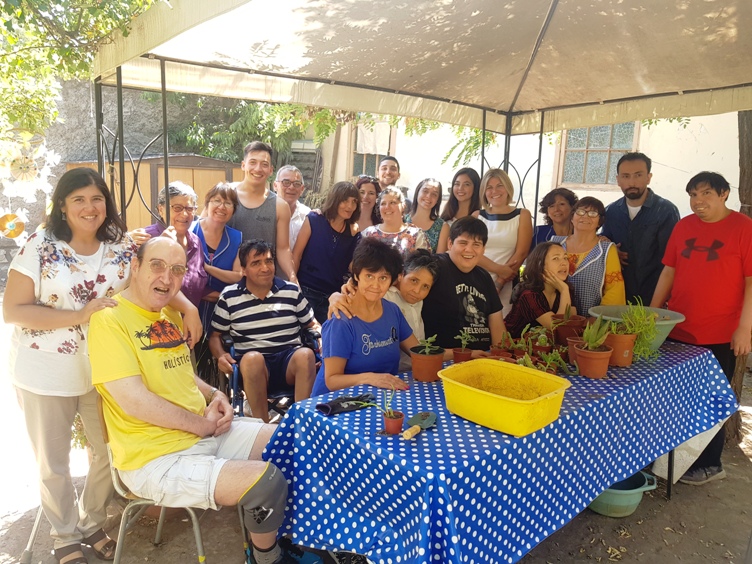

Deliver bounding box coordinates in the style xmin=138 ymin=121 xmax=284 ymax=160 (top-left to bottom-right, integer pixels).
xmin=82 ymin=528 xmax=116 ymax=561
xmin=54 ymin=543 xmax=88 ymax=564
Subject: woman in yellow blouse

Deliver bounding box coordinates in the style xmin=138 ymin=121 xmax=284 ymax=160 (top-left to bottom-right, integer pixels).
xmin=551 ymin=197 xmax=625 ymax=315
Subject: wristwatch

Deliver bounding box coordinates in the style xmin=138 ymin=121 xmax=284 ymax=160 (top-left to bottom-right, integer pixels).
xmin=207 ymin=387 xmax=218 ymax=404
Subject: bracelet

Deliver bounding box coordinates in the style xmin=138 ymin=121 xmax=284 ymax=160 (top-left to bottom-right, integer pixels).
xmin=207 ymin=387 xmax=218 ymax=404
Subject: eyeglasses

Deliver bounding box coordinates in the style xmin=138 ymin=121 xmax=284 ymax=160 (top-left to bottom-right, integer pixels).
xmin=148 ymin=258 xmax=187 ymax=277
xmin=358 ymin=175 xmax=377 ymax=182
xmin=208 ymin=199 xmax=234 ymax=209
xmin=574 ymin=209 xmax=600 ymax=218
xmin=170 ymin=204 xmax=197 ymax=215
xmin=278 ymin=179 xmax=303 ymax=188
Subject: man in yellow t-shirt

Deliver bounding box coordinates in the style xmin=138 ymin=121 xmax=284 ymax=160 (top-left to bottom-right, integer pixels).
xmin=89 ymin=238 xmax=297 ymax=564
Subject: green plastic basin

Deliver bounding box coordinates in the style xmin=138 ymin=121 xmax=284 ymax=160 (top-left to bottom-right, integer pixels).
xmin=588 ymin=305 xmax=685 ymax=350
xmin=588 ymin=471 xmax=657 ymax=518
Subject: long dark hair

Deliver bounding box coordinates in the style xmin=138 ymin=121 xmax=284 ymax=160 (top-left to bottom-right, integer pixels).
xmin=46 ymin=167 xmax=127 ymax=243
xmin=511 ymin=242 xmax=572 ymax=303
xmin=322 ymin=181 xmax=361 ymax=228
xmin=410 ymin=178 xmax=442 ymax=220
xmin=440 ymin=167 xmax=481 ymax=221
xmin=356 ymin=176 xmax=381 ymax=225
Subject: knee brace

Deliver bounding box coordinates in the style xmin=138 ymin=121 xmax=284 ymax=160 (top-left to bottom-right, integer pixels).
xmin=238 ymin=463 xmax=288 ymax=534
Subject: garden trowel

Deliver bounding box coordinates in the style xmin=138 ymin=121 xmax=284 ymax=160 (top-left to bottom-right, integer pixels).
xmin=402 ymin=411 xmax=437 ymax=439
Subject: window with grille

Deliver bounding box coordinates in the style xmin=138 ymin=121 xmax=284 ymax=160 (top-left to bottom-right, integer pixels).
xmin=560 ymin=122 xmax=636 ymax=186
xmin=351 ymin=123 xmax=391 ymax=178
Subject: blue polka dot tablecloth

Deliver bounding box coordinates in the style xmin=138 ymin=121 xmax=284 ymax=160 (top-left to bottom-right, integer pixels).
xmin=264 ymin=343 xmax=738 ymax=564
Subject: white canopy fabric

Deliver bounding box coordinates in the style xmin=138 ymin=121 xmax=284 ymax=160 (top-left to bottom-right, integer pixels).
xmin=94 ymin=0 xmax=752 ymax=135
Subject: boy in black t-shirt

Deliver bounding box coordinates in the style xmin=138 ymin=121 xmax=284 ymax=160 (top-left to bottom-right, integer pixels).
xmin=422 ymin=216 xmax=505 ymax=356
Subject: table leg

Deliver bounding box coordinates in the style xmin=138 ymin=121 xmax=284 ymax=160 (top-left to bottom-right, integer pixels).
xmin=667 ymin=449 xmax=675 ymax=500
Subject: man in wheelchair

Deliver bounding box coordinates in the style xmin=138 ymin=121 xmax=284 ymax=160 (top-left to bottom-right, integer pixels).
xmin=209 ymin=239 xmax=320 ymax=422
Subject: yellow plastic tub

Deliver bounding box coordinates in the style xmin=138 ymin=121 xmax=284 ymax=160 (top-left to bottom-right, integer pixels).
xmin=438 ymin=359 xmax=571 ymax=436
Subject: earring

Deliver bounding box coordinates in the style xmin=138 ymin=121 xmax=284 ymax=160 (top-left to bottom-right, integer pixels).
xmin=61 ymin=212 xmax=67 ymax=221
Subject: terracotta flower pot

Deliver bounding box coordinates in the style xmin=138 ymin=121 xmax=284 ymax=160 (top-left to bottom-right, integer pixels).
xmin=553 ymin=314 xmax=587 ymax=346
xmin=383 ymin=411 xmax=404 ymax=434
xmin=452 ymin=348 xmax=473 ymax=363
xmin=604 ymin=333 xmax=637 ymax=367
xmin=410 ymin=347 xmax=445 ymax=382
xmin=557 ymin=346 xmax=569 ymax=363
xmin=532 ymin=343 xmax=553 ymax=356
xmin=575 ymin=344 xmax=613 ymax=379
xmin=567 ymin=336 xmax=584 ymax=364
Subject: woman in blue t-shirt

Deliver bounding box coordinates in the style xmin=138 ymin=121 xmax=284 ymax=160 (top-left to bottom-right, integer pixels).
xmin=312 ymin=238 xmax=419 ymax=396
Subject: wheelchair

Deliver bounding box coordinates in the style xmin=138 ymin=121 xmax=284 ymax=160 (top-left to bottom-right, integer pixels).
xmin=220 ymin=327 xmax=321 ymax=421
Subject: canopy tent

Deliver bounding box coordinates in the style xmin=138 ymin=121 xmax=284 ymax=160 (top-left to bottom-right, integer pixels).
xmin=94 ymin=0 xmax=752 ymax=136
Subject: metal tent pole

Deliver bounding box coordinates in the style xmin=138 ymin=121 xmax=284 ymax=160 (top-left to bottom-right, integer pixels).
xmin=94 ymin=79 xmax=104 ymax=176
xmin=533 ymin=112 xmax=545 ymax=229
xmin=481 ymin=110 xmax=487 ymax=177
xmin=116 ymin=68 xmax=127 ymax=223
xmin=160 ymin=59 xmax=170 ymax=226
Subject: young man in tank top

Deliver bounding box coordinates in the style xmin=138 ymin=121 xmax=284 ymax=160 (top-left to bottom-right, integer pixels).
xmin=228 ymin=141 xmax=297 ymax=283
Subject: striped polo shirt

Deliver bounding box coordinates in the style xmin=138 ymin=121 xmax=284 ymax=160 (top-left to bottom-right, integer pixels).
xmin=211 ymin=276 xmax=314 ymax=355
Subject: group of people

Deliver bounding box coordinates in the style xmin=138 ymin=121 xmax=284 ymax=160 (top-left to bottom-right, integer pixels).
xmin=5 ymin=142 xmax=751 ymax=563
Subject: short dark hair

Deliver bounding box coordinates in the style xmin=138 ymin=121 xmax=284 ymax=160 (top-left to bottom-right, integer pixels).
xmin=243 ymin=141 xmax=273 ymax=160
xmin=46 ymin=167 xmax=127 ymax=244
xmin=573 ymin=196 xmax=606 ymax=228
xmin=686 ymin=171 xmax=731 ymax=196
xmin=380 ymin=156 xmax=400 ymax=171
xmin=322 ymin=181 xmax=361 ymax=227
xmin=440 ymin=167 xmax=481 ymax=221
xmin=403 ymin=248 xmax=440 ymax=283
xmin=351 ymin=238 xmax=403 ymax=287
xmin=617 ymin=152 xmax=652 ymax=174
xmin=539 ymin=187 xmax=578 ymax=226
xmin=409 ymin=178 xmax=443 ymax=220
xmin=238 ymin=239 xmax=275 ymax=267
xmin=449 ymin=216 xmax=488 ymax=246
xmin=204 ymin=182 xmax=239 ymax=213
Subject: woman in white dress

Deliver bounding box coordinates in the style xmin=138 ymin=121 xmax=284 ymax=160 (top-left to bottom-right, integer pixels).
xmin=476 ymin=168 xmax=533 ymax=316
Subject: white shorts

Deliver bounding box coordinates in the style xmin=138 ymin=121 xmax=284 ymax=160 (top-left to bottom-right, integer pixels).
xmin=119 ymin=418 xmax=264 ymax=510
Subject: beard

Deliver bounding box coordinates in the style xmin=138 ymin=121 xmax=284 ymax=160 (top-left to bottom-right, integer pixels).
xmin=624 ymin=187 xmax=645 ymax=200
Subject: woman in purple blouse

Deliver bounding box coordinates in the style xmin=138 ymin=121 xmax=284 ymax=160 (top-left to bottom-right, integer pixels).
xmin=142 ymin=181 xmax=208 ymax=307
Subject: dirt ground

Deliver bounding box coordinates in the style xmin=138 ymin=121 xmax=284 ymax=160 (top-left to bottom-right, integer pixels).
xmin=1 ymin=326 xmax=750 ymax=564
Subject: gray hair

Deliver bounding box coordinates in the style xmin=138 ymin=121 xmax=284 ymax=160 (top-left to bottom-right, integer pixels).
xmin=157 ymin=180 xmax=198 ymax=206
xmin=377 ymin=186 xmax=405 ymax=207
xmin=276 ymin=165 xmax=303 ymax=182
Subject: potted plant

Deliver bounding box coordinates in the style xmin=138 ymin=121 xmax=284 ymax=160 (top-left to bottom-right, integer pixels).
xmin=528 ymin=326 xmax=554 ymax=355
xmin=378 ymin=388 xmax=404 ymax=434
xmin=410 ymin=334 xmax=445 ymax=382
xmin=538 ymin=349 xmax=579 ymax=376
xmin=574 ymin=314 xmax=612 ymax=379
xmin=604 ymin=321 xmax=638 ymax=367
xmin=552 ymin=304 xmax=587 ymax=346
xmin=566 ymin=335 xmax=584 ymax=364
xmin=358 ymin=387 xmax=404 ymax=434
xmin=453 ymin=328 xmax=477 ymax=363
xmin=490 ymin=331 xmax=515 ymax=357
xmin=620 ymin=298 xmax=660 ymax=362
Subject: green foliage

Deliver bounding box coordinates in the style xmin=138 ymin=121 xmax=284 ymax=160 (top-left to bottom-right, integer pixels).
xmin=390 ymin=115 xmax=441 ymax=137
xmin=581 ymin=315 xmax=610 ymax=350
xmin=620 ymin=298 xmax=659 ymax=361
xmin=641 ymin=117 xmax=691 ymax=130
xmin=416 ymin=334 xmax=443 ymax=355
xmin=442 ymin=125 xmax=498 ymax=168
xmin=0 ymin=0 xmax=159 ymax=138
xmin=454 ymin=328 xmax=478 ymax=351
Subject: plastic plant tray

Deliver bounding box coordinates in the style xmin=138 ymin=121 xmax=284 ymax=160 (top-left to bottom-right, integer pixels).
xmin=588 ymin=305 xmax=685 ymax=350
xmin=438 ymin=359 xmax=571 ymax=437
